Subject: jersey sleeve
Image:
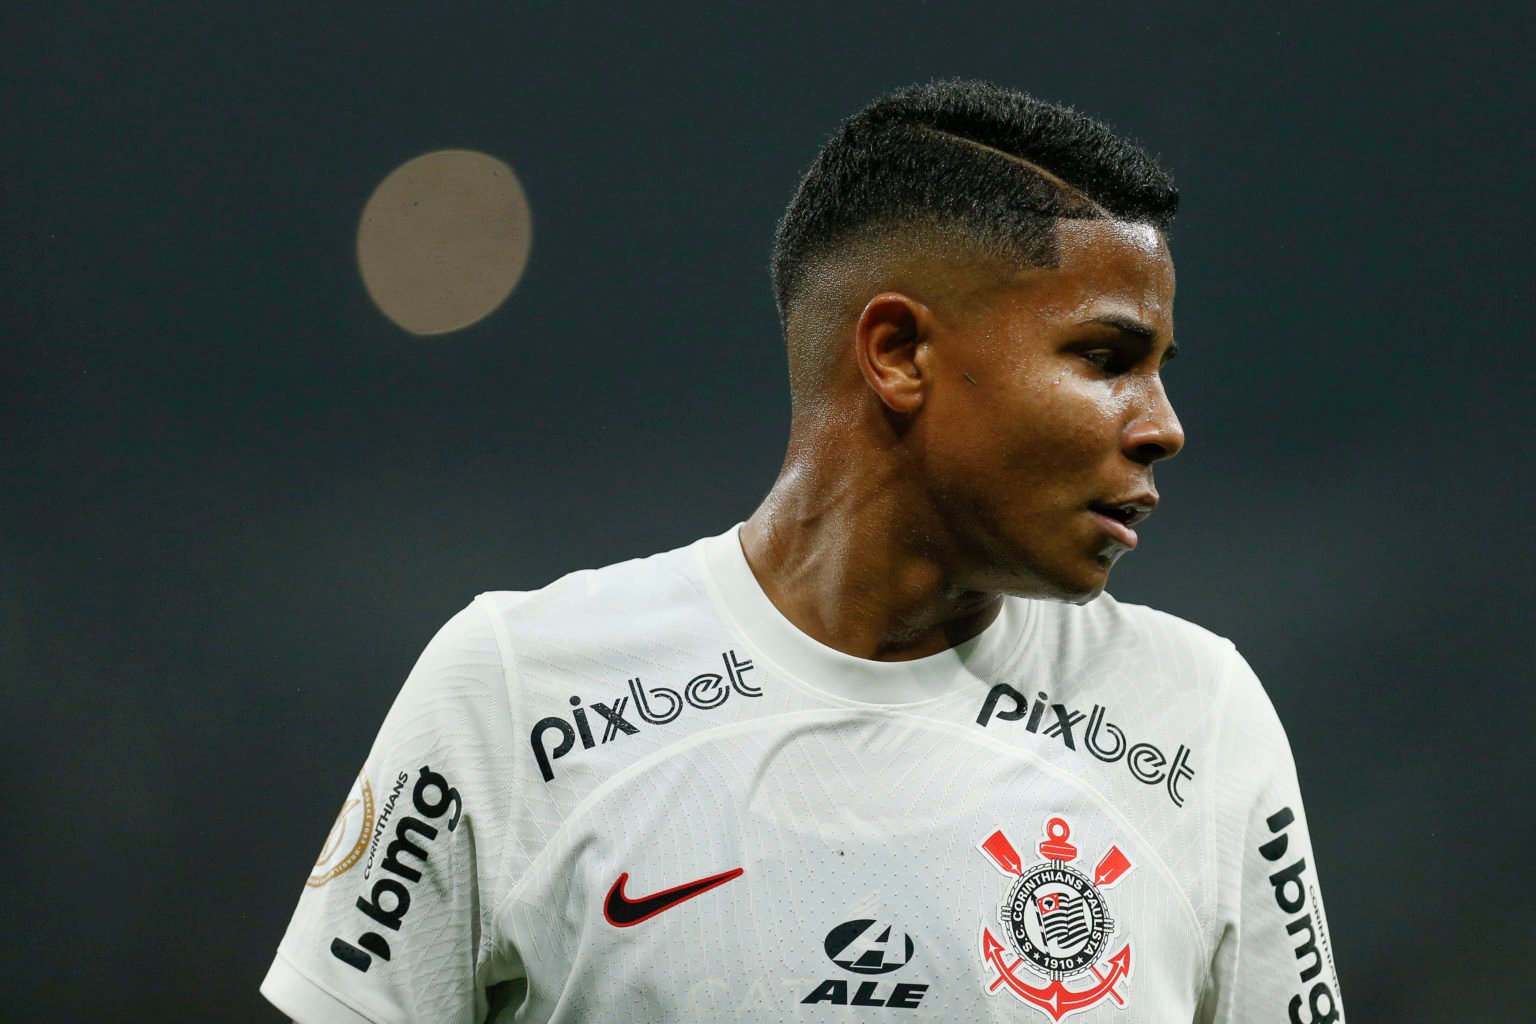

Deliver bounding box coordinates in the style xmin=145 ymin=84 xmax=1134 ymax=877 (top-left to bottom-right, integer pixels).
xmin=1199 ymin=645 xmax=1346 ymax=1024
xmin=261 ymin=598 xmax=524 ymax=1024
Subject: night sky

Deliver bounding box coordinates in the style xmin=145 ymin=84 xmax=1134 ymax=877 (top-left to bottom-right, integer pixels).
xmin=4 ymin=2 xmax=1531 ymax=1019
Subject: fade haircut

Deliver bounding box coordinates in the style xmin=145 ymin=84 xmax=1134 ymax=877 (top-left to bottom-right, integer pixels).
xmin=770 ymin=79 xmax=1179 ymax=321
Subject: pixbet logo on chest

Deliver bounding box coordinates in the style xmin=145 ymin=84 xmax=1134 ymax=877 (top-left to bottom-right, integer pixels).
xmin=529 ymin=650 xmax=759 ymax=781
xmin=976 ymin=683 xmax=1195 ymax=807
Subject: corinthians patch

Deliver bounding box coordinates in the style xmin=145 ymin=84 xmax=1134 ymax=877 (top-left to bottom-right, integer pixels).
xmin=976 ymin=816 xmax=1134 ymax=1020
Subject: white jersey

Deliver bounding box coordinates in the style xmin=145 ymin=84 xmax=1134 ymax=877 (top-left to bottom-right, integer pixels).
xmin=262 ymin=526 xmax=1343 ymax=1024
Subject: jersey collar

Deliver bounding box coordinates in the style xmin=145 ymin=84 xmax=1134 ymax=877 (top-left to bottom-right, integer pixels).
xmin=700 ymin=523 xmax=1034 ymax=706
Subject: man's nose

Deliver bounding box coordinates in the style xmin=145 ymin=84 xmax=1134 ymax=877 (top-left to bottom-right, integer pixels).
xmin=1122 ymin=378 xmax=1185 ymax=465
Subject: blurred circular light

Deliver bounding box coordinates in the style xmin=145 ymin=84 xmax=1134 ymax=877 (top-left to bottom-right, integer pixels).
xmin=357 ymin=149 xmax=532 ymax=336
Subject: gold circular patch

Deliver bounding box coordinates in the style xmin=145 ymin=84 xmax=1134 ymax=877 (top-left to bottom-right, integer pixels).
xmin=308 ymin=771 xmax=375 ymax=888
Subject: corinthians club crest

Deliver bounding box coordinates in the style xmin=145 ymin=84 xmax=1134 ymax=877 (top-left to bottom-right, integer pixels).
xmin=977 ymin=816 xmax=1134 ymax=1020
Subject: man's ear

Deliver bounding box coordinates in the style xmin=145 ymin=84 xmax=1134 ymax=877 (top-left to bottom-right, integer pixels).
xmin=854 ymin=292 xmax=934 ymax=414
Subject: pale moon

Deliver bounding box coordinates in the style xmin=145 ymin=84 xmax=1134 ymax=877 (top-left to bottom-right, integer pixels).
xmin=357 ymin=149 xmax=532 ymax=335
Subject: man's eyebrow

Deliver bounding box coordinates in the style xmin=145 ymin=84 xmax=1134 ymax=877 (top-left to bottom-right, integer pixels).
xmin=1078 ymin=314 xmax=1180 ymax=362
xmin=1079 ymin=313 xmax=1155 ymax=338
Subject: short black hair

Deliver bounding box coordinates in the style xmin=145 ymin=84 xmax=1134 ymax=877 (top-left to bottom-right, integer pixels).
xmin=771 ymin=79 xmax=1179 ymax=318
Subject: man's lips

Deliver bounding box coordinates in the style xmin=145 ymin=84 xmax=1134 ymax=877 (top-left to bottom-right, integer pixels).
xmin=1087 ymin=494 xmax=1158 ymax=550
xmin=1089 ymin=508 xmax=1140 ymax=549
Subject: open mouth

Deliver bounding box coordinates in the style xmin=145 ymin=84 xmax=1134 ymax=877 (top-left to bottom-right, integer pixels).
xmin=1092 ymin=504 xmax=1137 ymax=525
xmin=1087 ymin=502 xmax=1150 ymax=528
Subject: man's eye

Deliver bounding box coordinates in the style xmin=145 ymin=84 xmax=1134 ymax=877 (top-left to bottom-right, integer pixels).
xmin=1082 ymin=350 xmax=1117 ymax=371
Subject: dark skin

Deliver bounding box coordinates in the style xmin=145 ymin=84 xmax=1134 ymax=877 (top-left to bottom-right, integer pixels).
xmin=741 ymin=218 xmax=1184 ymax=662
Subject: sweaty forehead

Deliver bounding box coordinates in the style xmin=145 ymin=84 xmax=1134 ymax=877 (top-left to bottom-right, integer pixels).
xmin=1059 ymin=218 xmax=1169 ymax=270
xmin=997 ymin=219 xmax=1175 ymax=328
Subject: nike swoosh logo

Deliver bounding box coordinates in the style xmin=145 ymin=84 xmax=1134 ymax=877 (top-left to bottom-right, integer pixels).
xmin=603 ymin=867 xmax=744 ymax=927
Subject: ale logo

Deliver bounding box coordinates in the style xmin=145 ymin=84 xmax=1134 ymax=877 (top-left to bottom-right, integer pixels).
xmin=308 ymin=772 xmax=374 ymax=888
xmin=977 ymin=816 xmax=1135 ymax=1021
xmin=801 ymin=919 xmax=928 ymax=1009
xmin=825 ymin=919 xmax=915 ymax=975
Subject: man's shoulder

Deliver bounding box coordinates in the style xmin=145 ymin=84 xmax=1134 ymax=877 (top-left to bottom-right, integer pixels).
xmin=1072 ymin=595 xmax=1285 ymax=741
xmin=1050 ymin=590 xmax=1237 ymax=667
xmin=467 ymin=528 xmax=729 ymax=654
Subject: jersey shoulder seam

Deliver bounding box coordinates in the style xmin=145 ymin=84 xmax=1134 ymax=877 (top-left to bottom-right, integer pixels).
xmin=471 ymin=591 xmax=536 ymax=985
xmin=1200 ymin=638 xmax=1242 ymax=1002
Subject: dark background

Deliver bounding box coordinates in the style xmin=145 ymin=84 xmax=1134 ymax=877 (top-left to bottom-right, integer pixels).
xmin=5 ymin=2 xmax=1531 ymax=1020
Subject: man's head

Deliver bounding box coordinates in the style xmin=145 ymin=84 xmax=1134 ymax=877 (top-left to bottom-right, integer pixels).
xmin=768 ymin=80 xmax=1185 ymax=604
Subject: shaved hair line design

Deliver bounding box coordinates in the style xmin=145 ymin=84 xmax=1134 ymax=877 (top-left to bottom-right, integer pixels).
xmin=909 ymin=124 xmax=1111 ymax=220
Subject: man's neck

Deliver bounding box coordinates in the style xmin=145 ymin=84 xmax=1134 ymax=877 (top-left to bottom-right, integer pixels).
xmin=739 ymin=459 xmax=1002 ymax=662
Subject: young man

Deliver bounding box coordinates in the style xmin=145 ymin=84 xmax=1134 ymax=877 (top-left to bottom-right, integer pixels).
xmin=263 ymin=80 xmax=1344 ymax=1023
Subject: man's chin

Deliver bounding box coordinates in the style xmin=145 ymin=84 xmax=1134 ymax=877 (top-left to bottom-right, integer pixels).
xmin=993 ymin=559 xmax=1110 ymax=606
xmin=1055 ymin=574 xmax=1109 ymax=606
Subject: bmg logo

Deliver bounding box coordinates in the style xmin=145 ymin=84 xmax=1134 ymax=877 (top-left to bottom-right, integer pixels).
xmin=329 ymin=765 xmax=461 ymax=973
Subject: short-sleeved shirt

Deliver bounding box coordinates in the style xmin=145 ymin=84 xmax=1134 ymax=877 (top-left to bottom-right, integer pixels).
xmin=261 ymin=525 xmax=1344 ymax=1023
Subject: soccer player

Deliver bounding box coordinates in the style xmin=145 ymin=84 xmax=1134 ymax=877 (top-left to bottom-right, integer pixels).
xmin=263 ymin=80 xmax=1344 ymax=1023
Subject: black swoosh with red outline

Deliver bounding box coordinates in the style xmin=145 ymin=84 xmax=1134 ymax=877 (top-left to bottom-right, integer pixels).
xmin=603 ymin=867 xmax=744 ymax=927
